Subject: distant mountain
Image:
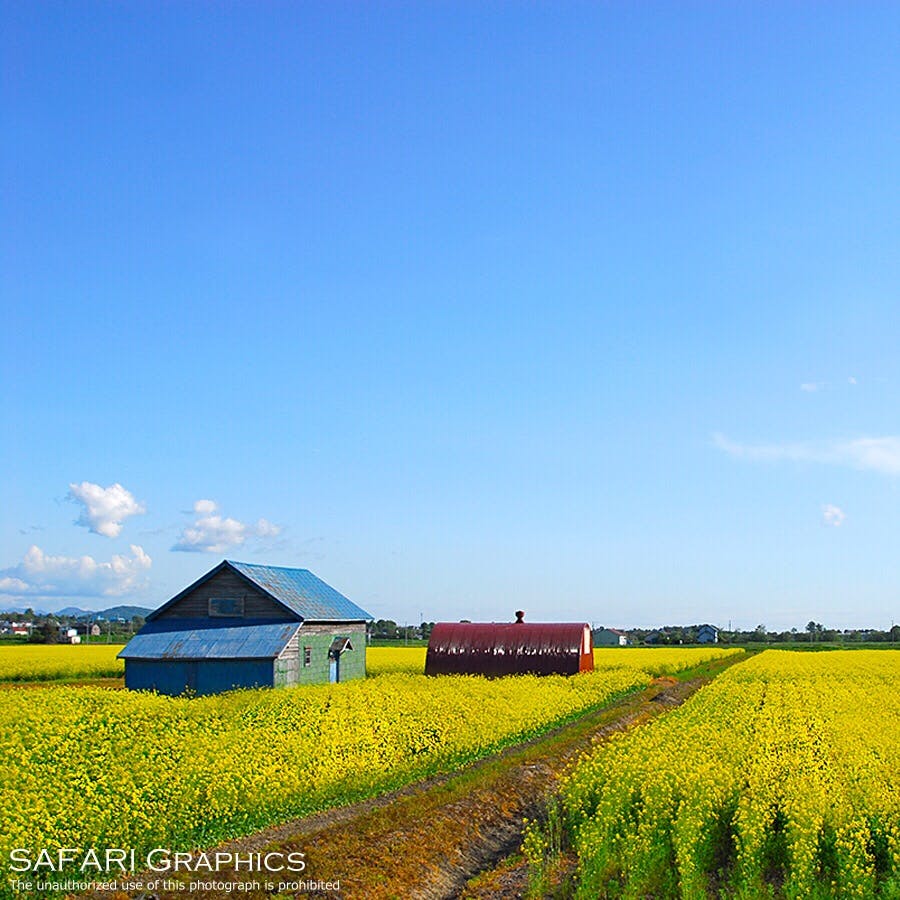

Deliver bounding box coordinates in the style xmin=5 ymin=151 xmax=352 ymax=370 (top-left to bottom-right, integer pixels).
xmin=57 ymin=606 xmax=94 ymax=617
xmin=0 ymin=604 xmax=152 ymax=620
xmin=95 ymin=605 xmax=152 ymax=621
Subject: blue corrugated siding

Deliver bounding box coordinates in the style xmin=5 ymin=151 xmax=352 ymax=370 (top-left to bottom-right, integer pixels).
xmin=196 ymin=660 xmax=273 ymax=694
xmin=124 ymin=659 xmax=275 ymax=696
xmin=125 ymin=660 xmax=193 ymax=695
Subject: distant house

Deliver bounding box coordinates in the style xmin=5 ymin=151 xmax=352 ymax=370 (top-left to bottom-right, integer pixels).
xmin=119 ymin=560 xmax=373 ymax=696
xmin=697 ymin=624 xmax=719 ymax=644
xmin=644 ymin=631 xmax=660 ymax=645
xmin=593 ymin=627 xmax=628 ymax=647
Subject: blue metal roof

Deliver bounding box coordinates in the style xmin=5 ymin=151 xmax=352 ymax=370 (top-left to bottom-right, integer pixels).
xmin=118 ymin=619 xmax=301 ymax=660
xmin=226 ymin=561 xmax=373 ymax=621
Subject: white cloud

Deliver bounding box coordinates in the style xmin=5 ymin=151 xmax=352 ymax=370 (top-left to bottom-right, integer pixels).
xmin=713 ymin=433 xmax=900 ymax=476
xmin=0 ymin=545 xmax=152 ymax=599
xmin=173 ymin=515 xmax=247 ymax=553
xmin=0 ymin=577 xmax=30 ymax=593
xmin=822 ymin=504 xmax=846 ymax=527
xmin=172 ymin=501 xmax=282 ymax=553
xmin=255 ymin=518 xmax=280 ymax=538
xmin=848 ymin=376 xmax=858 ymax=385
xmin=68 ymin=482 xmax=145 ymax=538
xmin=800 ymin=382 xmax=825 ymax=393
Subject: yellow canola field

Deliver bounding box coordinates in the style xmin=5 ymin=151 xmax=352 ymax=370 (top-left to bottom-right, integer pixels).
xmin=558 ymin=650 xmax=900 ymax=898
xmin=366 ymin=646 xmax=427 ymax=675
xmin=592 ymin=646 xmax=743 ymax=676
xmin=0 ymin=668 xmax=649 ymax=891
xmin=0 ymin=644 xmax=123 ymax=682
xmin=0 ymin=643 xmax=741 ymax=683
xmin=366 ymin=645 xmax=743 ymax=678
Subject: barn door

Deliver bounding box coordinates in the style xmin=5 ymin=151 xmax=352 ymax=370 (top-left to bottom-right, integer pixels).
xmin=329 ymin=657 xmax=339 ymax=683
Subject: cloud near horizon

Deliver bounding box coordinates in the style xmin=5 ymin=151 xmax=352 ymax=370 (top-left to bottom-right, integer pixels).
xmin=0 ymin=545 xmax=152 ymax=599
xmin=712 ymin=433 xmax=900 ymax=476
xmin=822 ymin=504 xmax=846 ymax=527
xmin=172 ymin=500 xmax=282 ymax=553
xmin=68 ymin=481 xmax=146 ymax=537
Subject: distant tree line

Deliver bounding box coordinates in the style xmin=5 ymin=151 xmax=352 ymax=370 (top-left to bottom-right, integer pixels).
xmin=629 ymin=622 xmax=900 ymax=645
xmin=368 ymin=619 xmax=434 ymax=641
xmin=9 ymin=610 xmax=897 ymax=647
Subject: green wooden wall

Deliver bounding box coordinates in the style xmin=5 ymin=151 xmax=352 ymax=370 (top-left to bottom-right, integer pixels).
xmin=273 ymin=628 xmax=366 ymax=686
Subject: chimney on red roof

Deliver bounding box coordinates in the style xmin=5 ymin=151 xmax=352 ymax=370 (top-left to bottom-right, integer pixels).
xmin=514 ymin=610 xmax=525 ymax=624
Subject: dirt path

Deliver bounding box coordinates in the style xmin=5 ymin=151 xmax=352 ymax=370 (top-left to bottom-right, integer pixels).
xmin=80 ymin=660 xmax=736 ymax=900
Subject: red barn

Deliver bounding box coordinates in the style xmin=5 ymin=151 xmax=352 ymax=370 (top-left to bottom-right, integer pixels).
xmin=425 ymin=612 xmax=594 ymax=677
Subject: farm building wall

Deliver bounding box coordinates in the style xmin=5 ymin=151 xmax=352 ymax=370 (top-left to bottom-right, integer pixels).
xmin=124 ymin=659 xmax=275 ymax=696
xmin=287 ymin=622 xmax=367 ymax=685
xmin=155 ymin=568 xmax=290 ymax=621
xmin=122 ymin=622 xmax=367 ymax=693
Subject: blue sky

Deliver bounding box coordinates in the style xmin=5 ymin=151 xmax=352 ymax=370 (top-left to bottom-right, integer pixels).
xmin=2 ymin=3 xmax=899 ymax=630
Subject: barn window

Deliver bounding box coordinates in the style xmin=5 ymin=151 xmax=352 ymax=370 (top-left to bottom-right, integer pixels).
xmin=303 ymin=647 xmax=311 ymax=667
xmin=209 ymin=596 xmax=244 ymax=617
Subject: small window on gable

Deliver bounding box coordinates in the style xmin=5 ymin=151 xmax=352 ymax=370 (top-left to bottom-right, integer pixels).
xmin=209 ymin=596 xmax=244 ymax=617
xmin=303 ymin=647 xmax=312 ymax=667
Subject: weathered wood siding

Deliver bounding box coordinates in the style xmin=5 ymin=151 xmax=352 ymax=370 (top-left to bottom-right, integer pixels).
xmin=294 ymin=622 xmax=367 ymax=684
xmin=154 ymin=568 xmax=291 ymax=620
xmin=274 ymin=628 xmax=302 ymax=687
xmin=299 ymin=622 xmax=368 ymax=636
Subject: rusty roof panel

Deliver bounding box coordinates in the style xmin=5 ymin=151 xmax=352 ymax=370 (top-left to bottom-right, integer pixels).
xmin=425 ymin=622 xmax=593 ymax=677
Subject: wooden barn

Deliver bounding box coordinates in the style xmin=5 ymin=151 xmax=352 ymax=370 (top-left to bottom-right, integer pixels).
xmin=118 ymin=560 xmax=373 ymax=696
xmin=425 ymin=611 xmax=594 ymax=677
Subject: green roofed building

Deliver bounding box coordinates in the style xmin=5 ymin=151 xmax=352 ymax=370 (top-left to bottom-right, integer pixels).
xmin=118 ymin=560 xmax=373 ymax=696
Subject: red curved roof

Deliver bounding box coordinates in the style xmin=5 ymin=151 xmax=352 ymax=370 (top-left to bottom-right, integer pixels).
xmin=425 ymin=622 xmax=593 ymax=676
